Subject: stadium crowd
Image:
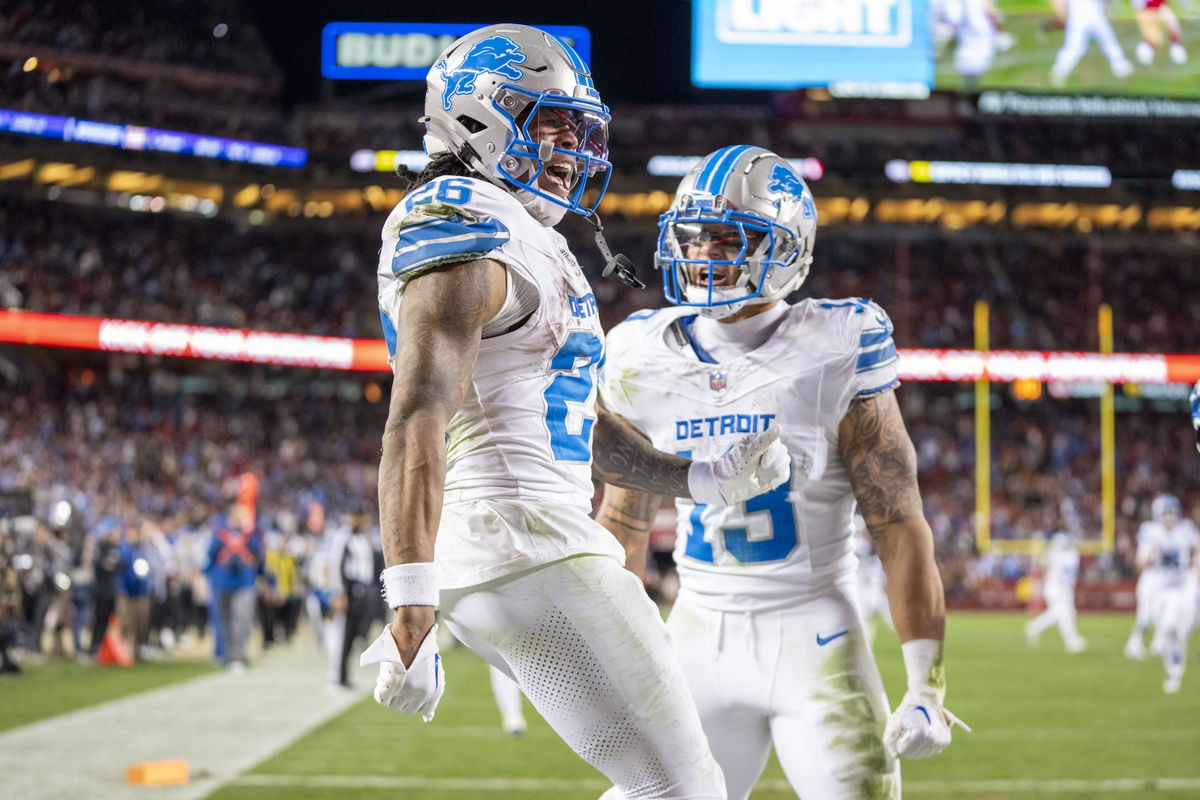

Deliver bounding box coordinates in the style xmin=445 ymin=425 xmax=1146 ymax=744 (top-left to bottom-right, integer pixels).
xmin=4 ymin=194 xmax=1199 ymax=356
xmin=1 ymin=350 xmax=1195 ymax=672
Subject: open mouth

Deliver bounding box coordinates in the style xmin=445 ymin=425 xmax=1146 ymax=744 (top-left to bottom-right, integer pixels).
xmin=542 ymin=160 xmax=576 ymax=197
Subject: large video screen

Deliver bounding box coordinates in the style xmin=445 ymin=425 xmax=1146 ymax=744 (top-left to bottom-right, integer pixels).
xmin=692 ymin=0 xmax=934 ymax=91
xmin=934 ymin=0 xmax=1200 ymax=96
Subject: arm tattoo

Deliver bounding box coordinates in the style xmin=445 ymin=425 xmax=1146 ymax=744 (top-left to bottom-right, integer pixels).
xmin=838 ymin=391 xmax=924 ymax=541
xmin=592 ymin=407 xmax=691 ymax=497
xmin=378 ymin=260 xmax=497 ymax=566
xmin=596 ymin=487 xmax=658 ymax=532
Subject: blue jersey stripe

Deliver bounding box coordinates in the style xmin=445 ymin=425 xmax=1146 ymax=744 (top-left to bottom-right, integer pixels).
xmin=859 ymin=328 xmax=893 ymax=348
xmin=856 ymin=342 xmax=898 ymax=372
xmin=391 ymin=216 xmax=510 ymax=278
xmin=393 ymin=234 xmax=511 ymax=278
xmin=379 ymin=310 xmax=398 ymax=358
xmin=858 ymin=377 xmax=900 ymax=397
xmin=678 ymin=315 xmax=719 ymax=364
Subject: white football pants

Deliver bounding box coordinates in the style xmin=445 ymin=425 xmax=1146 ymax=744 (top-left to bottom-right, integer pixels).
xmin=1027 ymin=581 xmax=1084 ymax=648
xmin=1052 ymin=0 xmax=1131 ymax=76
xmin=667 ymin=580 xmax=900 ymax=800
xmin=440 ymin=554 xmax=726 ymax=800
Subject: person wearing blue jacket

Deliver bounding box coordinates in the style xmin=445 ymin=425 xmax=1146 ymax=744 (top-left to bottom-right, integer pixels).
xmin=205 ymin=504 xmax=263 ymax=670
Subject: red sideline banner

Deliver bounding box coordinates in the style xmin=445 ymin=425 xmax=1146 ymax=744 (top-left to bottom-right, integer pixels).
xmin=953 ymin=578 xmax=1137 ymax=611
xmin=1 ymin=310 xmax=1198 ymax=382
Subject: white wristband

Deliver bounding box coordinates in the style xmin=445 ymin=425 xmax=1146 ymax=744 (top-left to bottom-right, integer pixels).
xmin=686 ymin=460 xmax=724 ymax=506
xmin=901 ymin=638 xmax=945 ymax=693
xmin=380 ymin=562 xmax=438 ymax=609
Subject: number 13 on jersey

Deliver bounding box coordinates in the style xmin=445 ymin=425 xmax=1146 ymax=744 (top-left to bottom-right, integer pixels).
xmin=679 ymin=449 xmax=799 ymax=564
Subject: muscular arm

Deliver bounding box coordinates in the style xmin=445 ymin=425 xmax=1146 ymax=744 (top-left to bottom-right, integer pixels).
xmin=379 ymin=258 xmax=506 ymax=660
xmin=838 ymin=390 xmax=945 ymax=643
xmin=595 ymin=485 xmax=659 ymax=579
xmin=591 ymin=406 xmax=691 ymax=497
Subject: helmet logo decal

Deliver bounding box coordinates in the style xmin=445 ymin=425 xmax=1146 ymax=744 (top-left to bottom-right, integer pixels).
xmin=767 ymin=163 xmax=812 ymax=216
xmin=437 ymin=35 xmax=527 ymax=111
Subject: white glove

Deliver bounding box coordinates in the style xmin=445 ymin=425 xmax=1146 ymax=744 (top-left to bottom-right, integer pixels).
xmin=688 ymin=423 xmax=790 ymax=505
xmin=360 ymin=623 xmax=445 ymax=722
xmin=884 ymin=685 xmax=971 ymax=760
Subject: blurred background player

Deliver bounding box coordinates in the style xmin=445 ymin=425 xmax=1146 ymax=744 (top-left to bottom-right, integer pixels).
xmin=1132 ymin=0 xmax=1188 ymax=65
xmin=362 ymin=26 xmax=789 ymax=800
xmin=935 ymin=0 xmax=1012 ymax=89
xmin=1134 ymin=495 xmax=1199 ymax=691
xmin=597 ymin=145 xmax=966 ymax=800
xmin=1156 ymin=542 xmax=1198 ymax=693
xmin=1126 ymin=493 xmax=1195 ymax=658
xmin=855 ymin=516 xmax=894 ymax=644
xmin=1025 ymin=530 xmax=1086 ymax=652
xmin=488 ymin=665 xmax=528 ymax=737
xmin=1050 ymin=0 xmax=1134 ymax=86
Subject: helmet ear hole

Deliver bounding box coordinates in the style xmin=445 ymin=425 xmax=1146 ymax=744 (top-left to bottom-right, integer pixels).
xmin=456 ymin=115 xmax=486 ymax=134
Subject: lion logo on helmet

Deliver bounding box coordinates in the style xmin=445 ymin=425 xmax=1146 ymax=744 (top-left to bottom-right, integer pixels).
xmin=437 ymin=35 xmax=528 ymax=111
xmin=767 ymin=163 xmax=814 ymax=218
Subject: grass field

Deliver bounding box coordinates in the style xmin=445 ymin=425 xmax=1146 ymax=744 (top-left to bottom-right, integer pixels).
xmin=0 ymin=658 xmax=216 ymax=733
xmin=937 ymin=0 xmax=1200 ymax=96
xmin=202 ymin=612 xmax=1200 ymax=800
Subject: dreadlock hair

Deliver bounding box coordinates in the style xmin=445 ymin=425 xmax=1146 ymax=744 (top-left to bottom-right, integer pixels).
xmin=398 ymin=152 xmax=483 ymax=192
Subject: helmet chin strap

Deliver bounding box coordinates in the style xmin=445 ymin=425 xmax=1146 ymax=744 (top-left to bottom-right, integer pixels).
xmin=583 ymin=208 xmax=645 ymax=289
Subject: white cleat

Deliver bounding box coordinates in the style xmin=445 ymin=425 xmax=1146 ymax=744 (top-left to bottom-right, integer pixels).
xmin=502 ymin=713 xmax=528 ymax=738
xmin=1112 ymin=60 xmax=1134 ymax=79
xmin=1125 ymin=638 xmax=1146 ymax=660
xmin=1066 ymin=638 xmax=1087 ymax=654
xmin=1024 ymin=623 xmax=1038 ymax=647
xmin=1170 ymin=43 xmax=1188 ymax=64
xmin=1136 ymin=41 xmax=1155 ymax=65
xmin=1050 ymin=68 xmax=1068 ymax=87
xmin=1164 ymin=676 xmax=1182 ymax=694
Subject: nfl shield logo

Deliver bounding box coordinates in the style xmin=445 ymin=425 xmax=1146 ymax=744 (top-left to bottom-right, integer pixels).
xmin=709 ymin=371 xmax=727 ymax=392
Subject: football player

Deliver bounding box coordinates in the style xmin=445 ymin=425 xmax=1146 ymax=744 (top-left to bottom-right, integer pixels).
xmin=1132 ymin=0 xmax=1188 ymax=65
xmin=1126 ymin=494 xmax=1194 ymax=659
xmin=1050 ymin=0 xmax=1134 ymax=86
xmin=597 ymin=146 xmax=966 ymax=800
xmin=1131 ymin=495 xmax=1199 ymax=690
xmin=1025 ymin=531 xmax=1086 ymax=652
xmin=361 ymin=27 xmax=790 ymax=799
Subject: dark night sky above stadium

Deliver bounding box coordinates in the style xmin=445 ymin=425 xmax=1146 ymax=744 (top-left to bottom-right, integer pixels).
xmin=245 ymin=0 xmax=765 ymax=106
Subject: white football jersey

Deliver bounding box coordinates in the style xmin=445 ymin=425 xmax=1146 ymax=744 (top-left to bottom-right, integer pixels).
xmin=1137 ymin=519 xmax=1200 ymax=588
xmin=601 ymin=298 xmax=901 ymax=612
xmin=1043 ymin=543 xmax=1080 ymax=587
xmin=378 ymin=176 xmax=622 ymax=588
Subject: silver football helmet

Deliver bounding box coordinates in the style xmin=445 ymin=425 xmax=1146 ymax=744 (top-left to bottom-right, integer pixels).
xmin=423 ymin=24 xmax=611 ymax=226
xmin=1151 ymin=493 xmax=1182 ymax=522
xmin=656 ymin=145 xmax=817 ymax=319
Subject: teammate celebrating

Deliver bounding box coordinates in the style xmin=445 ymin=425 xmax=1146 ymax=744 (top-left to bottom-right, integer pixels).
xmin=597 ymin=146 xmax=966 ymax=800
xmin=361 ymin=27 xmax=790 ymax=799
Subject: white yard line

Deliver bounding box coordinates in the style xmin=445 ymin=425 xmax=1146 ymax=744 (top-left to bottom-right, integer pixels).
xmin=233 ymin=774 xmax=1200 ymax=794
xmin=0 ymin=643 xmax=368 ymax=800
